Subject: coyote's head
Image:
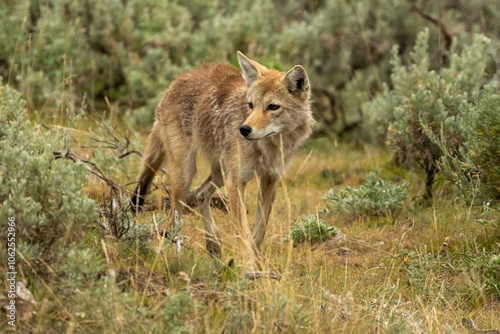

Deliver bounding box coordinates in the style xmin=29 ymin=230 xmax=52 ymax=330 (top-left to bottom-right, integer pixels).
xmin=237 ymin=51 xmax=311 ymax=141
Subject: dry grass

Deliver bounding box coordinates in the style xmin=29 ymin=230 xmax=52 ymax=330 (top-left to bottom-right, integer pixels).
xmin=4 ymin=136 xmax=499 ymax=333
xmin=103 ymin=137 xmax=499 ymax=332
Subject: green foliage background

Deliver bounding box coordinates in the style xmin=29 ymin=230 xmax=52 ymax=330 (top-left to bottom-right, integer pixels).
xmin=2 ymin=0 xmax=500 ymax=129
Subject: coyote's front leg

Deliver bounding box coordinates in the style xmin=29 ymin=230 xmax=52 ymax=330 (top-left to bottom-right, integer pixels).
xmin=228 ymin=179 xmax=257 ymax=269
xmin=252 ymin=175 xmax=277 ymax=260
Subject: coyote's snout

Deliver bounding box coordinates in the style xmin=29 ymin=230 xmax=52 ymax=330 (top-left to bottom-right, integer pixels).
xmin=131 ymin=51 xmax=314 ymax=269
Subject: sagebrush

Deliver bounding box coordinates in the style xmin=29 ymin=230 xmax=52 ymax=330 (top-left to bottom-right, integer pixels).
xmin=323 ymin=169 xmax=407 ymax=217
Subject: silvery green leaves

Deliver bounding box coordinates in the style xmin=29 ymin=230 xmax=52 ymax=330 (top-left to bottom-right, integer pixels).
xmin=283 ymin=215 xmax=338 ymax=244
xmin=323 ymin=170 xmax=407 ymax=217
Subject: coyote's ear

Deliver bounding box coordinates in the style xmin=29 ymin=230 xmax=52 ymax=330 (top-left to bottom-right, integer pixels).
xmin=237 ymin=51 xmax=264 ymax=87
xmin=284 ymin=65 xmax=310 ymax=94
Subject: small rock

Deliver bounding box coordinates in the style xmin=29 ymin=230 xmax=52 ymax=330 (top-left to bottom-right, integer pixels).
xmin=16 ymin=282 xmax=35 ymax=304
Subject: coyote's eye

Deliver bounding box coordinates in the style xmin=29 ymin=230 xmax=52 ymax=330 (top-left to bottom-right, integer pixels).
xmin=248 ymin=102 xmax=253 ymax=109
xmin=268 ymin=104 xmax=280 ymax=111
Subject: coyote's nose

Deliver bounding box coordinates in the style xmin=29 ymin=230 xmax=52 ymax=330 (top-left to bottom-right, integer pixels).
xmin=239 ymin=125 xmax=252 ymax=137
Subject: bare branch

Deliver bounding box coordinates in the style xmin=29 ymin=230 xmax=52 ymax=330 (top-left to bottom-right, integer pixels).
xmin=53 ymin=150 xmax=132 ymax=238
xmin=411 ymin=3 xmax=453 ymax=50
xmin=83 ymin=110 xmax=143 ymax=159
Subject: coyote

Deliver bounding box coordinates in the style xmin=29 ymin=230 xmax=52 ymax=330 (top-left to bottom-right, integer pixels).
xmin=131 ymin=52 xmax=313 ymax=268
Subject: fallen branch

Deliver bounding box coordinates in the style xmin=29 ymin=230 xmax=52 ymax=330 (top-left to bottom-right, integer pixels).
xmin=411 ymin=3 xmax=453 ymax=50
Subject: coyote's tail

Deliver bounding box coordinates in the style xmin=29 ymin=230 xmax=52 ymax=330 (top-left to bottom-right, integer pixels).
xmin=131 ymin=126 xmax=165 ymax=213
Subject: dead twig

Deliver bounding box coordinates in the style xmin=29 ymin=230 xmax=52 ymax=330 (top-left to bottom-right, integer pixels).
xmin=53 ymin=150 xmax=132 ymax=238
xmin=410 ymin=3 xmax=453 ymax=50
xmin=53 ymin=151 xmax=117 ymax=187
xmin=83 ymin=112 xmax=143 ymax=159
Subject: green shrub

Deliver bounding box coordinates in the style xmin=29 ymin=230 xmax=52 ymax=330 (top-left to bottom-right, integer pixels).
xmin=58 ymin=248 xmax=106 ymax=287
xmin=324 ymin=170 xmax=407 ymax=217
xmin=467 ymin=86 xmax=500 ymax=203
xmin=423 ymin=84 xmax=500 ymax=207
xmin=364 ymin=29 xmax=492 ymax=198
xmin=5 ymin=0 xmax=500 ymax=132
xmin=161 ymin=291 xmax=195 ymax=333
xmin=284 ymin=215 xmax=338 ymax=244
xmin=0 ymin=83 xmax=97 ymax=264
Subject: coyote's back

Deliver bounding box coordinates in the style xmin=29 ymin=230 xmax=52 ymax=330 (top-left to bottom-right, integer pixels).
xmin=156 ymin=63 xmax=249 ymax=161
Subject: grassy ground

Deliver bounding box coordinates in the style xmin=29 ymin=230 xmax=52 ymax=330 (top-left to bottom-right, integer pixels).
xmin=3 ymin=134 xmax=500 ymax=333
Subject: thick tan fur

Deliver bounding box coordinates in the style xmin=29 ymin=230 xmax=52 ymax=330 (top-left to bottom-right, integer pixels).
xmin=132 ymin=52 xmax=313 ymax=268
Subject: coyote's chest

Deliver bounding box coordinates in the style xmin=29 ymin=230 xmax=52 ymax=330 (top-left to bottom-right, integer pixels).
xmin=231 ymin=137 xmax=291 ymax=183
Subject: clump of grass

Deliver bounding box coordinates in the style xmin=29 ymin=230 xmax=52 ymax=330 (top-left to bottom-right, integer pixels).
xmin=284 ymin=215 xmax=338 ymax=243
xmin=323 ymin=169 xmax=407 ymax=217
